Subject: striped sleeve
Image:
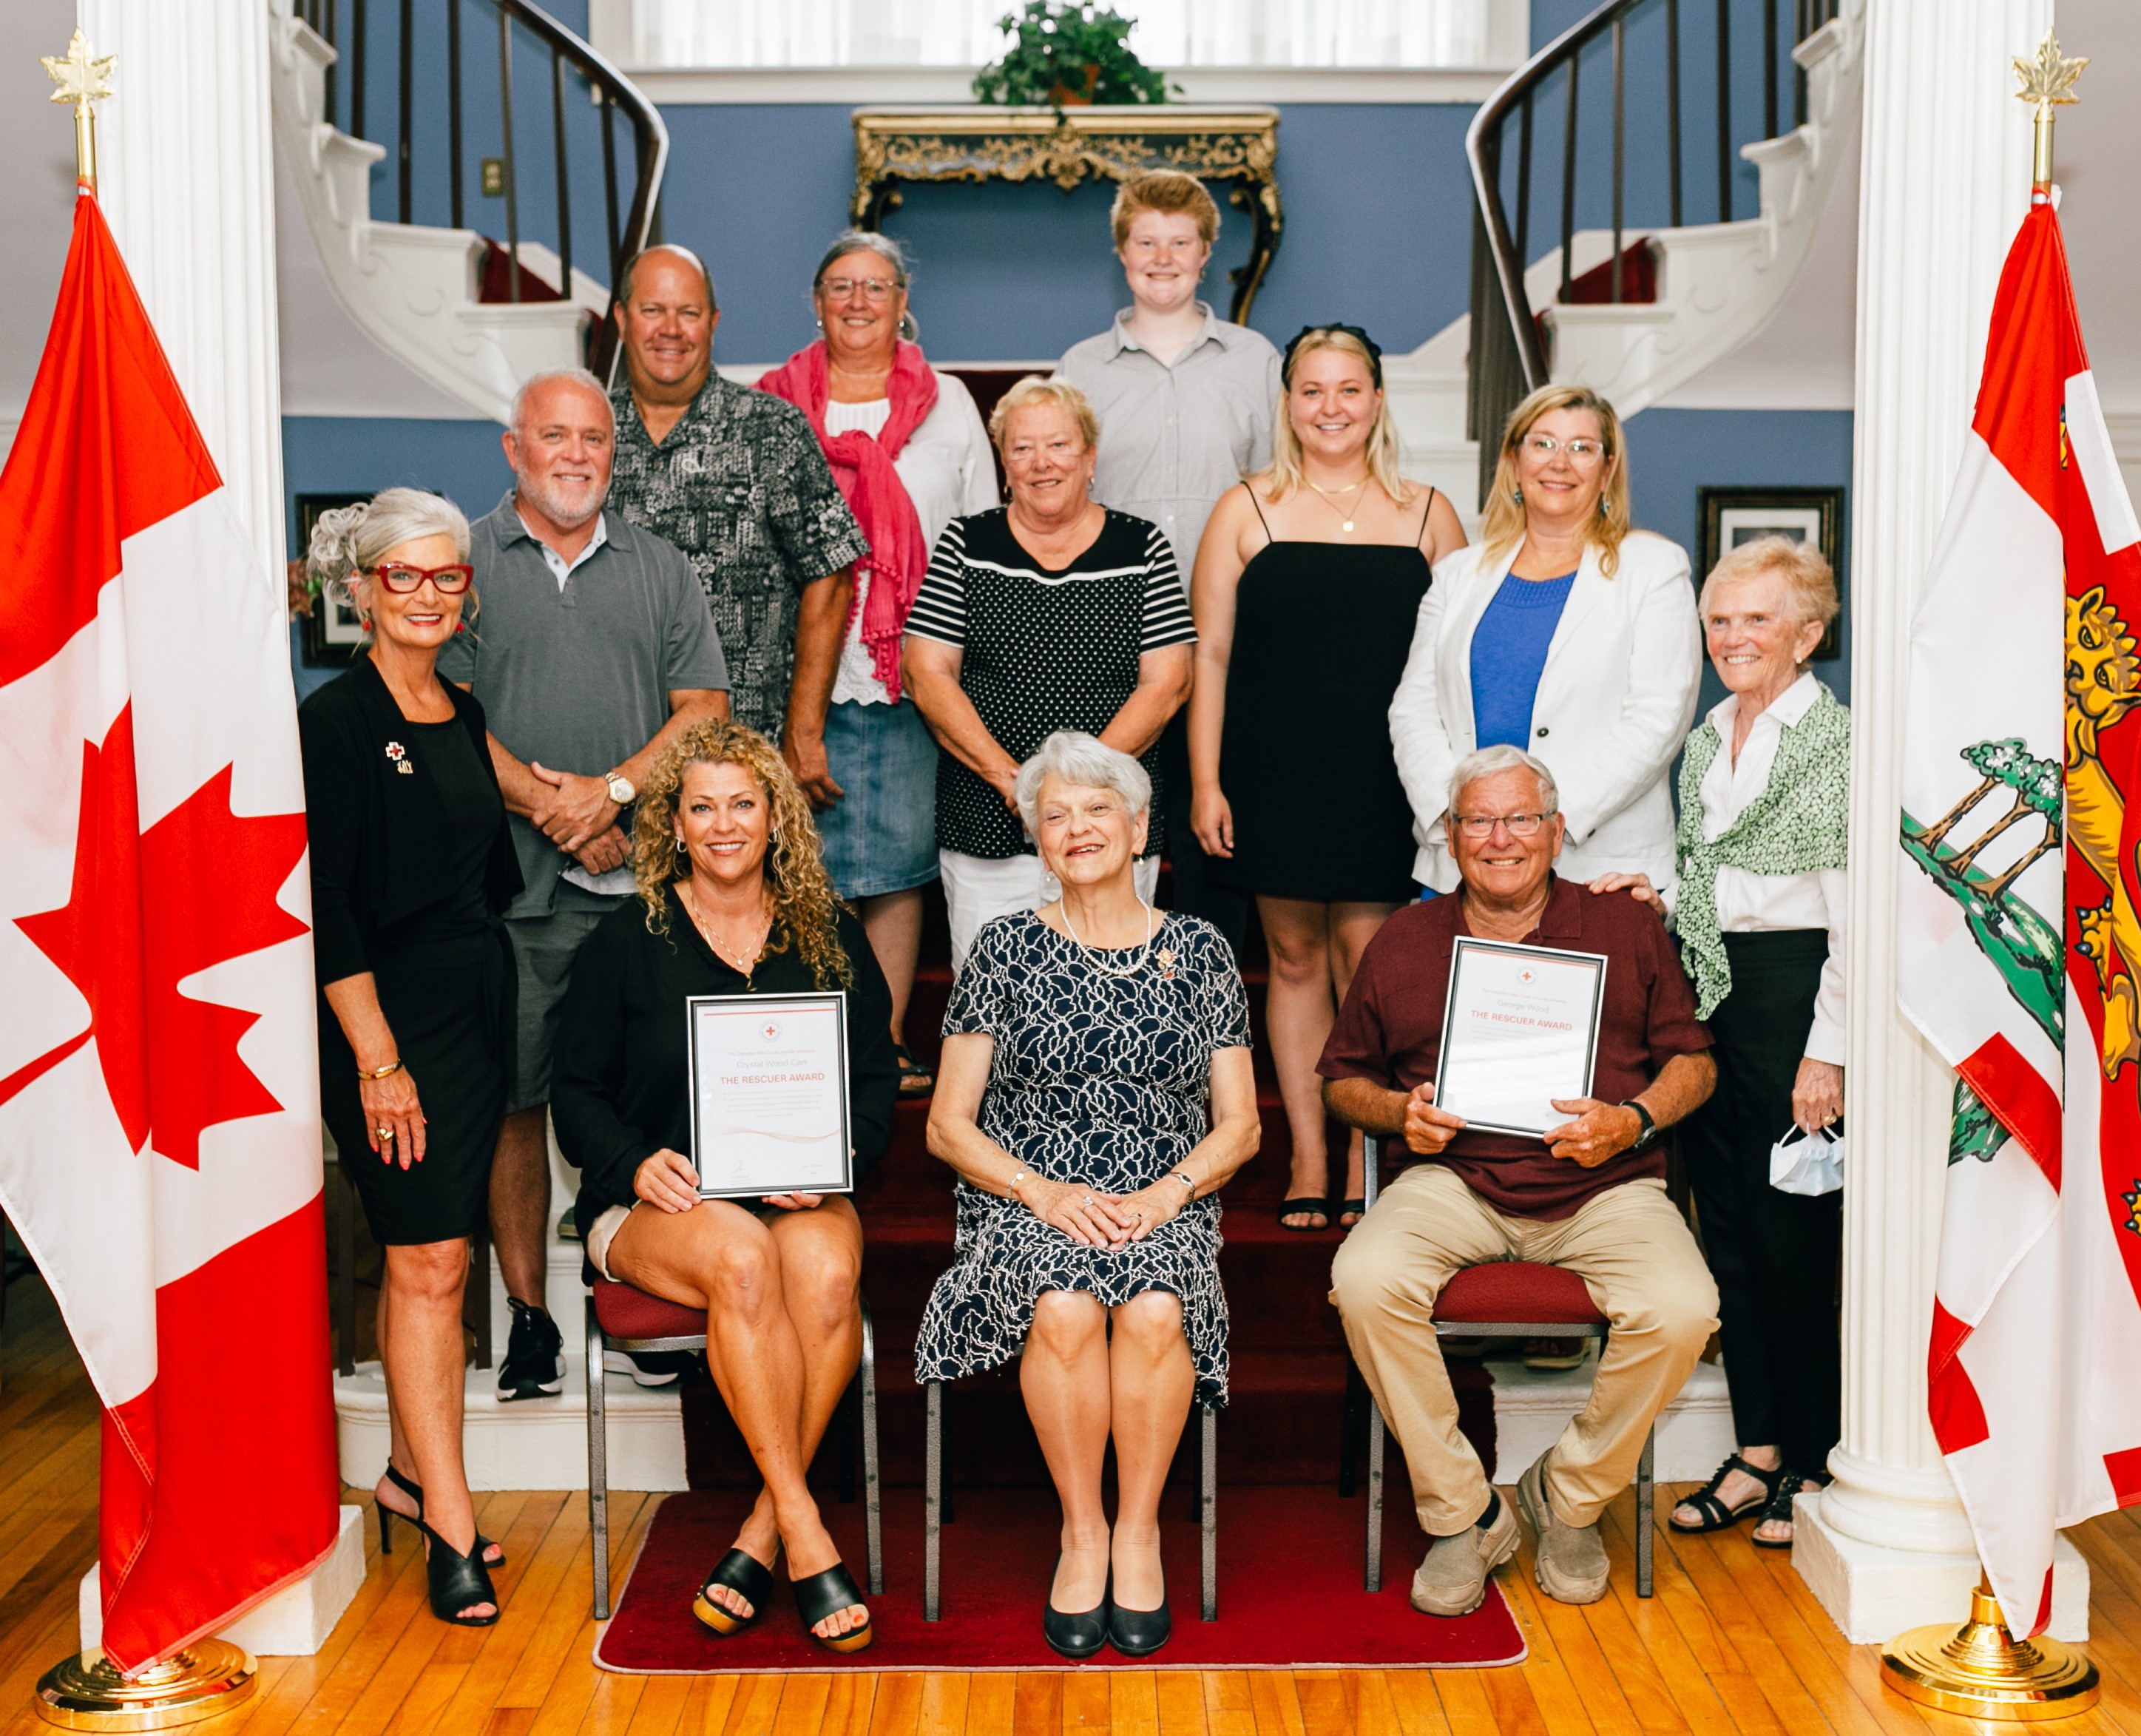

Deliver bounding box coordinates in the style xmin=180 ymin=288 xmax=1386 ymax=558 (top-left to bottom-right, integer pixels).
xmin=903 ymin=518 xmax=970 ymax=646
xmin=1138 ymin=524 xmax=1197 ymax=651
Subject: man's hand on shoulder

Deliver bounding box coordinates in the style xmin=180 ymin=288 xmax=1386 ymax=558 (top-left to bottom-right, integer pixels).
xmin=1402 ymin=1082 xmax=1466 ymax=1156
xmin=1543 ymin=1098 xmax=1643 ymax=1168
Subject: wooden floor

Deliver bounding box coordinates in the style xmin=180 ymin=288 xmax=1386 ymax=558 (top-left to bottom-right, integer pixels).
xmin=2 ymin=1276 xmax=2137 ymax=1736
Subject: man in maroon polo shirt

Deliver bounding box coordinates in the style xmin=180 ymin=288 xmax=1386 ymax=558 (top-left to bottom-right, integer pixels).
xmin=1323 ymin=745 xmax=1718 ymax=1617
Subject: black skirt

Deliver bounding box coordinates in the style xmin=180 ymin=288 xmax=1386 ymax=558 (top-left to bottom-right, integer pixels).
xmin=319 ymin=924 xmax=515 ymax=1246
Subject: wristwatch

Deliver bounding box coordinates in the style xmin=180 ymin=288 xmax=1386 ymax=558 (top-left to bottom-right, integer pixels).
xmin=1621 ymin=1098 xmax=1657 ymax=1148
xmin=603 ymin=771 xmax=635 ymax=805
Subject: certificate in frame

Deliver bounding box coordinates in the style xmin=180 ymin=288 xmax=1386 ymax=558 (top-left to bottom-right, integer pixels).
xmin=1433 ymin=937 xmax=1609 ymax=1139
xmin=686 ymin=992 xmax=853 ymax=1200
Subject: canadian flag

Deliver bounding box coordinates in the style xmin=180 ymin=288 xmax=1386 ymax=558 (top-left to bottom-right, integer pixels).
xmin=0 ymin=195 xmax=339 ymax=1666
xmin=1898 ymin=198 xmax=2141 ymax=1636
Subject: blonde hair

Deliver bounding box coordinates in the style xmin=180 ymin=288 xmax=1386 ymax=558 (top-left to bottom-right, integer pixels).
xmin=1477 ymin=384 xmax=1632 ymax=577
xmin=990 ymin=374 xmax=1099 ymax=454
xmin=1699 ymin=533 xmax=1839 ymax=629
xmin=1263 ymin=328 xmax=1412 ymax=508
xmin=305 ymin=487 xmax=473 ymax=637
xmin=631 ymin=720 xmax=854 ymax=990
xmin=1111 ymin=171 xmax=1221 ymax=249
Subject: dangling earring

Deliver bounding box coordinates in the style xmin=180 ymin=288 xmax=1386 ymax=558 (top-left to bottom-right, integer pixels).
xmin=1511 ymin=484 xmax=1523 ymax=505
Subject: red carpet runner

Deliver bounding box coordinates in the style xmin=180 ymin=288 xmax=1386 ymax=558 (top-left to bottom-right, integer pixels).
xmin=594 ymin=1485 xmax=1525 ymax=1672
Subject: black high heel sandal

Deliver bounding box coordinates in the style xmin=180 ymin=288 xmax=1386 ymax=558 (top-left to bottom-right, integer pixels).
xmin=378 ymin=1465 xmax=504 ymax=1567
xmin=1043 ymin=1561 xmax=1109 ymax=1660
xmin=792 ymin=1562 xmax=874 ymax=1655
xmin=417 ymin=1519 xmax=500 ymax=1627
xmin=692 ymin=1547 xmax=777 ymax=1637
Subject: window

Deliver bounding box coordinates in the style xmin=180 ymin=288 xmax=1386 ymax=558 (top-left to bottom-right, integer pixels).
xmin=619 ymin=0 xmax=1506 ymax=70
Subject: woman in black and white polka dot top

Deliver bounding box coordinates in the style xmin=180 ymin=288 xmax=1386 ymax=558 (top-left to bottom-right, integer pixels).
xmin=903 ymin=376 xmax=1197 ymax=972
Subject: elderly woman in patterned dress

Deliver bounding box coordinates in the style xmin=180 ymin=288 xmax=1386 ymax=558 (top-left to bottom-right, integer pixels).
xmin=915 ymin=732 xmax=1259 ymax=1661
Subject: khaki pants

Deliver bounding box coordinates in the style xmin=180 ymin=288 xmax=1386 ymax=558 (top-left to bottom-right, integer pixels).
xmin=1330 ymin=1164 xmax=1718 ymax=1535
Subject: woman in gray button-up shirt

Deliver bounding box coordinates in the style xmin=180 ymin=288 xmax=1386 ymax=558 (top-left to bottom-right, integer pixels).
xmin=1058 ymin=172 xmax=1282 ymax=960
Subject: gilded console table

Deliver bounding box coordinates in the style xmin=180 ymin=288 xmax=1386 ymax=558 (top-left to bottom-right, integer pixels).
xmin=850 ymin=107 xmax=1283 ymax=323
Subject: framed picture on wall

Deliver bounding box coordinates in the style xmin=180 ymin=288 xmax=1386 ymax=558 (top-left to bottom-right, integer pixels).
xmin=1697 ymin=485 xmax=1846 ymax=661
xmin=297 ymin=491 xmax=374 ymax=666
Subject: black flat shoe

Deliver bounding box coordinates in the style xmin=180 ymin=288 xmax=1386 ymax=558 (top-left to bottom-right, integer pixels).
xmin=792 ymin=1561 xmax=873 ymax=1654
xmin=1668 ymin=1453 xmax=1785 ymax=1534
xmin=1751 ymin=1471 xmax=1825 ymax=1549
xmin=692 ymin=1546 xmax=777 ymax=1636
xmin=1043 ymin=1560 xmax=1109 ymax=1660
xmin=1109 ymin=1593 xmax=1171 ymax=1657
xmin=379 ymin=1464 xmax=503 ymax=1567
xmin=418 ymin=1519 xmax=499 ymax=1627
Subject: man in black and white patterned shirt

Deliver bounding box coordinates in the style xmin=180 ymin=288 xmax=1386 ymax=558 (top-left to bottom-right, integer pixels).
xmin=607 ymin=246 xmax=869 ymax=788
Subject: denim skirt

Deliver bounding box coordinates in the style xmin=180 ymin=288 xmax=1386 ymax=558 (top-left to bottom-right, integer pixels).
xmin=816 ymin=698 xmax=941 ymax=899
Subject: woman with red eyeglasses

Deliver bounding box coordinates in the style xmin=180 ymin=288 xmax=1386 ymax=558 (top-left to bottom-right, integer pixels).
xmin=298 ymin=487 xmax=522 ymax=1629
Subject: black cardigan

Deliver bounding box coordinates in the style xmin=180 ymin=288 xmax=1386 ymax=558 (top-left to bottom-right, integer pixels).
xmin=552 ymin=890 xmax=899 ymax=1240
xmin=297 ymin=656 xmax=522 ymax=984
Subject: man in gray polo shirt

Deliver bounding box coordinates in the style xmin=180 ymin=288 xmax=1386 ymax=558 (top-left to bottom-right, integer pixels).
xmin=439 ymin=367 xmax=728 ymax=1400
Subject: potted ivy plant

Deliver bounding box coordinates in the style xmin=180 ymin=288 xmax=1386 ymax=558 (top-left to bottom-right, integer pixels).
xmin=973 ymin=1 xmax=1177 ymax=107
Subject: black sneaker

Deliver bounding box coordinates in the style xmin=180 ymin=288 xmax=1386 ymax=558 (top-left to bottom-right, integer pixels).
xmin=497 ymin=1298 xmax=564 ymax=1400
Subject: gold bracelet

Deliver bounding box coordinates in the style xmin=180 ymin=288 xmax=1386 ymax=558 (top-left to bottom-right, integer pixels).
xmin=356 ymin=1059 xmax=402 ymax=1081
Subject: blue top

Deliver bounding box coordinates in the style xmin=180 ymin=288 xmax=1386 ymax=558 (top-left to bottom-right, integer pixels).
xmin=1469 ymin=571 xmax=1576 ymax=750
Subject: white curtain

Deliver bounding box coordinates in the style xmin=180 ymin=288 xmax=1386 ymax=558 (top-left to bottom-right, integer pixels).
xmin=630 ymin=0 xmax=1496 ymax=68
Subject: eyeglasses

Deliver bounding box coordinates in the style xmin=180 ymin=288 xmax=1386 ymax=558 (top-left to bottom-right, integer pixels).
xmin=373 ymin=562 xmax=473 ymax=594
xmin=1451 ymin=811 xmax=1553 ymax=839
xmin=820 ymin=277 xmax=898 ymax=302
xmin=1125 ymin=236 xmax=1205 ymax=257
xmin=1521 ymin=433 xmax=1607 ymax=466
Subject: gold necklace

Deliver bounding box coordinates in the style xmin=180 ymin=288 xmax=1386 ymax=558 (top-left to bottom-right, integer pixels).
xmin=679 ymin=881 xmax=768 ymax=976
xmin=1306 ymin=472 xmax=1371 ymax=533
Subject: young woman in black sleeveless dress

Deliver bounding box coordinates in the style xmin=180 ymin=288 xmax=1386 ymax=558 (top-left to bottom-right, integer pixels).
xmin=1186 ymin=326 xmax=1468 ymax=1231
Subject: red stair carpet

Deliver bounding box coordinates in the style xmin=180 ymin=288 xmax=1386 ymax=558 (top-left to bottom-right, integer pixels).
xmin=594 ymin=1485 xmax=1524 ymax=1673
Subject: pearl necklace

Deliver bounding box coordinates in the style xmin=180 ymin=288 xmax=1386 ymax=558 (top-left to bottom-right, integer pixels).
xmin=1058 ymin=896 xmax=1157 ymax=977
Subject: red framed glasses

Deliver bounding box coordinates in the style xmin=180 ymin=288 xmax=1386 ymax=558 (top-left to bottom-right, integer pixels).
xmin=373 ymin=561 xmax=474 ymax=594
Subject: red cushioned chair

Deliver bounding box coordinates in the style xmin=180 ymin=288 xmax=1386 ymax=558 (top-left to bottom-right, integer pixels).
xmin=1355 ymin=1137 xmax=1656 ymax=1598
xmin=584 ymin=1277 xmax=881 ymax=1618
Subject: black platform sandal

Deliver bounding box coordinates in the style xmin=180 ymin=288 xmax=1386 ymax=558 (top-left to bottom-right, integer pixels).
xmin=692 ymin=1547 xmax=777 ymax=1636
xmin=1751 ymin=1470 xmax=1825 ymax=1549
xmin=418 ymin=1519 xmax=500 ymax=1627
xmin=1278 ymin=1197 xmax=1330 ymax=1232
xmin=1042 ymin=1560 xmax=1109 ymax=1659
xmin=895 ymin=1042 xmax=935 ymax=1098
xmin=1667 ymin=1453 xmax=1785 ymax=1534
xmin=379 ymin=1465 xmax=504 ymax=1568
xmin=792 ymin=1562 xmax=874 ymax=1654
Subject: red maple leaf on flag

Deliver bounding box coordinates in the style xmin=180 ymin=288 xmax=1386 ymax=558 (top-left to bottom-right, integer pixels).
xmin=10 ymin=704 xmax=310 ymax=1166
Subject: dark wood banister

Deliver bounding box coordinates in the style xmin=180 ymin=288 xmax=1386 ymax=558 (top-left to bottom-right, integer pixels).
xmin=1465 ymin=0 xmax=1636 ymax=395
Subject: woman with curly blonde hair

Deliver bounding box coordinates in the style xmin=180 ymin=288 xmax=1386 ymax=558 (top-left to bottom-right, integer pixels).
xmin=551 ymin=720 xmax=899 ymax=1652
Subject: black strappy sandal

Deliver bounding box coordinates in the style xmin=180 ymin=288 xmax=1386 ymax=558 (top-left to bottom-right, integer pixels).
xmin=1278 ymin=1197 xmax=1330 ymax=1232
xmin=894 ymin=1043 xmax=934 ymax=1098
xmin=1667 ymin=1453 xmax=1785 ymax=1534
xmin=792 ymin=1562 xmax=874 ymax=1655
xmin=692 ymin=1547 xmax=777 ymax=1636
xmin=1751 ymin=1470 xmax=1825 ymax=1549
xmin=418 ymin=1519 xmax=500 ymax=1627
xmin=379 ymin=1464 xmax=504 ymax=1568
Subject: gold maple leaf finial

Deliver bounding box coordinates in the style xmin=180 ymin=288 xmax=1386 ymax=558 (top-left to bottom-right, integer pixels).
xmin=2015 ymin=32 xmax=2086 ymax=193
xmin=41 ymin=29 xmax=116 ymax=192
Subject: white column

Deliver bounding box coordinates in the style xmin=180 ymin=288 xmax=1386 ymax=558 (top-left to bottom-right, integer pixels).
xmin=76 ymin=0 xmax=288 ymax=582
xmin=1793 ymin=0 xmax=2088 ymax=1644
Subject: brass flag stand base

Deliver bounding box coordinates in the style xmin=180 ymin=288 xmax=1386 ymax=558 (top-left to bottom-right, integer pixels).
xmin=33 ymin=1645 xmax=257 ymax=1732
xmin=1881 ymin=1583 xmax=2099 ymax=1722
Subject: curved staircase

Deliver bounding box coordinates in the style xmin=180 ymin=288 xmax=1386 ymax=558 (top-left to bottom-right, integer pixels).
xmin=1390 ymin=0 xmax=1866 ymax=513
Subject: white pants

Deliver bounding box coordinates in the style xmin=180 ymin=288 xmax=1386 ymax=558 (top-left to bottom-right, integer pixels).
xmin=939 ymin=849 xmax=1161 ymax=974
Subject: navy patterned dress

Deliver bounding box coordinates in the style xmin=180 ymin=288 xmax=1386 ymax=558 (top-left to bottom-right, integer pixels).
xmin=913 ymin=911 xmax=1251 ymax=1403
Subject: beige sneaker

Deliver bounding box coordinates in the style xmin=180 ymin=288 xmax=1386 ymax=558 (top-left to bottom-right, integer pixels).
xmin=1515 ymin=1450 xmax=1610 ymax=1604
xmin=1410 ymin=1494 xmax=1521 ymax=1617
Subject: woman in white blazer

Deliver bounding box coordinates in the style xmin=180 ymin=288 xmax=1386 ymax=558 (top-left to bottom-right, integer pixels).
xmin=1390 ymin=385 xmax=1701 ymax=895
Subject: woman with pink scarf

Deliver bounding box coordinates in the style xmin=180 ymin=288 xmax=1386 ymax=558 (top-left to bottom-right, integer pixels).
xmin=759 ymin=232 xmax=994 ymax=1096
